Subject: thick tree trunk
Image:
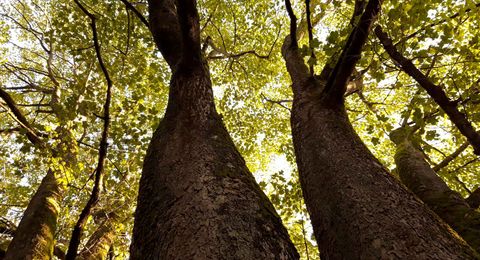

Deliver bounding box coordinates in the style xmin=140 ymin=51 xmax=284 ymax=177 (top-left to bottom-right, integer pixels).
xmin=77 ymin=216 xmax=117 ymax=260
xmin=131 ymin=0 xmax=298 ymax=259
xmin=282 ymin=0 xmax=478 ymax=258
xmin=4 ymin=169 xmax=65 ymax=260
xmin=131 ymin=60 xmax=298 ymax=260
xmin=393 ymin=133 xmax=480 ymax=252
xmin=288 ymin=91 xmax=477 ymax=258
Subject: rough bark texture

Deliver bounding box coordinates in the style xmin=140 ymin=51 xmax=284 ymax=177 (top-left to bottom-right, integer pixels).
xmin=130 ymin=0 xmax=299 ymax=259
xmin=4 ymin=169 xmax=64 ymax=260
xmin=282 ymin=0 xmax=478 ymax=258
xmin=77 ymin=216 xmax=117 ymax=260
xmin=287 ymin=85 xmax=477 ymax=258
xmin=393 ymin=133 xmax=480 ymax=252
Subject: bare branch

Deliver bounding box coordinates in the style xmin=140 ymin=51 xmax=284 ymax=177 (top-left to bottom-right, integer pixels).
xmin=206 ymin=28 xmax=280 ymax=61
xmin=261 ymin=93 xmax=292 ymax=111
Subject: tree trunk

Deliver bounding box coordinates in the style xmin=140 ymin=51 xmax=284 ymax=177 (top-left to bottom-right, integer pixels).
xmin=4 ymin=169 xmax=65 ymax=260
xmin=77 ymin=216 xmax=117 ymax=260
xmin=130 ymin=0 xmax=298 ymax=259
xmin=393 ymin=131 xmax=480 ymax=252
xmin=282 ymin=0 xmax=478 ymax=258
xmin=288 ymin=91 xmax=477 ymax=258
xmin=467 ymin=187 xmax=480 ymax=209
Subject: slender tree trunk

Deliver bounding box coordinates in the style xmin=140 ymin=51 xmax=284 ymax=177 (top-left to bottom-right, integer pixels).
xmin=4 ymin=125 xmax=76 ymax=259
xmin=130 ymin=0 xmax=298 ymax=258
xmin=77 ymin=216 xmax=117 ymax=260
xmin=392 ymin=131 xmax=480 ymax=252
xmin=282 ymin=0 xmax=478 ymax=258
xmin=4 ymin=169 xmax=65 ymax=260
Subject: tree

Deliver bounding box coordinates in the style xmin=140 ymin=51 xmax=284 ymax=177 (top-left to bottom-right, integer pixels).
xmin=1 ymin=1 xmax=144 ymax=258
xmin=1 ymin=0 xmax=480 ymax=258
xmin=130 ymin=0 xmax=298 ymax=258
xmin=281 ymin=0 xmax=478 ymax=258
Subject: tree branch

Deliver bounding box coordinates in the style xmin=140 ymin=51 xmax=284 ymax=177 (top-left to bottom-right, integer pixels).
xmin=305 ymin=0 xmax=315 ymax=76
xmin=66 ymin=1 xmax=113 ymax=259
xmin=205 ymin=29 xmax=280 ymax=60
xmin=432 ymin=142 xmax=469 ymax=172
xmin=119 ymin=0 xmax=149 ymax=27
xmin=1 ymin=217 xmax=66 ymax=260
xmin=323 ymin=0 xmax=382 ymax=102
xmin=148 ymin=0 xmax=182 ymax=69
xmin=376 ymin=26 xmax=480 ymax=155
xmin=281 ymin=0 xmax=311 ymax=88
xmin=176 ymin=0 xmax=202 ymax=66
xmin=0 ymin=87 xmax=43 ymax=146
xmin=285 ymin=0 xmax=298 ymax=48
xmin=395 ymin=2 xmax=480 ymax=46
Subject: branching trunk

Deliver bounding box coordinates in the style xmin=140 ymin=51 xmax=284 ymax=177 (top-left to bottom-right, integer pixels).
xmin=4 ymin=169 xmax=65 ymax=259
xmin=282 ymin=0 xmax=478 ymax=258
xmin=130 ymin=0 xmax=298 ymax=258
xmin=392 ymin=133 xmax=480 ymax=252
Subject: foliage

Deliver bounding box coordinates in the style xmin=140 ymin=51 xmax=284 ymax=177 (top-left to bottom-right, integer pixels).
xmin=0 ymin=0 xmax=479 ymax=258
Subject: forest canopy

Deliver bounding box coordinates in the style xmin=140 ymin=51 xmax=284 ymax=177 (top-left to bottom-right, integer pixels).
xmin=0 ymin=0 xmax=479 ymax=259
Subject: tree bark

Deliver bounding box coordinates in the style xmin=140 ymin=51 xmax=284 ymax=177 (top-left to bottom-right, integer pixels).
xmin=4 ymin=169 xmax=65 ymax=260
xmin=467 ymin=187 xmax=480 ymax=209
xmin=130 ymin=0 xmax=299 ymax=258
xmin=392 ymin=132 xmax=480 ymax=252
xmin=77 ymin=216 xmax=117 ymax=260
xmin=282 ymin=0 xmax=478 ymax=258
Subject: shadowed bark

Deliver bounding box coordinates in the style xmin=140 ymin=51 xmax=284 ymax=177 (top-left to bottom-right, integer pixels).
xmin=130 ymin=0 xmax=299 ymax=258
xmin=467 ymin=187 xmax=480 ymax=209
xmin=282 ymin=0 xmax=478 ymax=258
